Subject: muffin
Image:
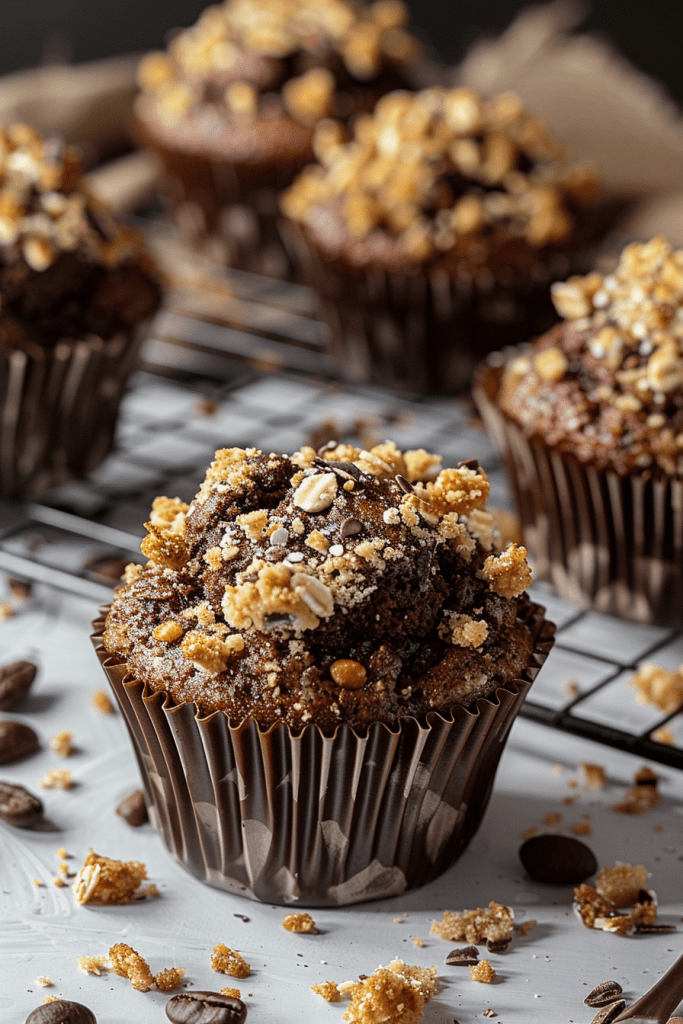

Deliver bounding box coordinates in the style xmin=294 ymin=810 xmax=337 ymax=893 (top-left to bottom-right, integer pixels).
xmin=93 ymin=441 xmax=554 ymax=905
xmin=474 ymin=235 xmax=683 ymax=624
xmin=0 ymin=122 xmax=161 ymax=499
xmin=135 ymin=0 xmax=421 ymax=277
xmin=281 ymin=85 xmax=608 ymax=393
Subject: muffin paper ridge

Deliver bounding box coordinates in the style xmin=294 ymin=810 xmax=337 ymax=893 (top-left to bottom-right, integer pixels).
xmin=474 ymin=357 xmax=683 ymax=625
xmin=91 ymin=602 xmax=553 ymax=906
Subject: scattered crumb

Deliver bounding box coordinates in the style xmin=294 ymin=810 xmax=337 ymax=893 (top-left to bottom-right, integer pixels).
xmin=338 ymin=960 xmax=438 ymax=1024
xmin=49 ymin=729 xmax=74 ymax=757
xmin=523 ymin=826 xmax=538 ymax=840
xmin=155 ymin=967 xmax=186 ymax=992
xmin=109 ymin=943 xmax=154 ymax=992
xmin=573 ymin=884 xmax=617 ymax=930
xmin=311 ymin=981 xmax=343 ymax=1002
xmin=58 ymin=862 xmax=69 ymax=876
xmin=572 ymin=821 xmax=592 ymax=836
xmin=42 ymin=995 xmax=61 ymax=1004
xmin=39 ymin=768 xmax=73 ymax=790
xmin=567 ymin=779 xmax=578 ymax=789
xmin=483 ymin=1010 xmax=497 ymax=1018
xmin=282 ymin=912 xmax=316 ymax=934
xmin=469 ymin=960 xmax=496 ymax=983
xmin=91 ymin=689 xmax=115 ymax=715
xmin=562 ymin=796 xmax=576 ymax=805
xmin=393 ymin=917 xmax=404 ymax=924
xmin=71 ymin=849 xmax=152 ymax=905
xmin=552 ymin=764 xmax=564 ymax=775
xmin=211 ymin=943 xmax=250 ymax=979
xmin=578 ymin=763 xmax=606 ymax=789
xmin=56 ymin=847 xmax=69 ymax=860
xmin=613 ymin=770 xmax=660 ymax=814
xmin=564 ymin=679 xmax=581 ymax=699
xmin=8 ymin=578 xmax=32 ymax=600
xmin=35 ymin=977 xmax=52 ymax=987
xmin=53 ymin=877 xmax=66 ymax=888
xmin=32 ymin=878 xmax=44 ymax=887
xmin=651 ymin=726 xmax=675 ymax=745
xmin=411 ymin=936 xmax=425 ymax=947
xmin=430 ymin=902 xmax=513 ymax=945
xmin=77 ymin=956 xmax=108 ymax=976
xmin=516 ymin=920 xmax=537 ymax=937
xmin=0 ymin=601 xmax=15 ymax=620
xmin=221 ymin=987 xmax=242 ymax=999
xmin=196 ymin=397 xmax=217 ymax=417
xmin=544 ymin=812 xmax=562 ymax=826
xmin=631 ymin=662 xmax=683 ymax=714
xmin=596 ymin=864 xmax=648 ymax=907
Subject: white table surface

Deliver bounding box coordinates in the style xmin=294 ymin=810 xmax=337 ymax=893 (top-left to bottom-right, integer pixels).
xmin=2 ymin=586 xmax=683 ymax=1024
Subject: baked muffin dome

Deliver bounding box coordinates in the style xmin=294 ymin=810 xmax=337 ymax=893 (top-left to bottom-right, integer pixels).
xmin=103 ymin=442 xmax=535 ymax=732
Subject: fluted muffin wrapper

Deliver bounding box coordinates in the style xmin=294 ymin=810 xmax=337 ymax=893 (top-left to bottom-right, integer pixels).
xmin=0 ymin=323 xmax=148 ymax=499
xmin=283 ymin=220 xmax=600 ymax=394
xmin=91 ymin=602 xmax=553 ymax=907
xmin=474 ymin=357 xmax=683 ymax=625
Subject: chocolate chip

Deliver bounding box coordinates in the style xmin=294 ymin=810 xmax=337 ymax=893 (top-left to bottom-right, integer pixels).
xmin=519 ymin=833 xmax=597 ymax=884
xmin=265 ymin=546 xmax=286 ymax=562
xmin=590 ymin=999 xmax=626 ymax=1024
xmin=0 ymin=780 xmax=44 ymax=827
xmin=116 ymin=789 xmax=148 ymax=827
xmin=458 ymin=458 xmax=479 ymax=470
xmin=264 ymin=612 xmax=294 ymax=629
xmin=445 ymin=945 xmax=479 ymax=966
xmin=165 ymin=990 xmax=247 ymax=1024
xmin=0 ymin=660 xmax=37 ymax=711
xmin=26 ymin=1001 xmax=97 ymax=1024
xmin=0 ymin=720 xmax=39 ymax=765
xmin=486 ymin=936 xmax=510 ymax=953
xmin=340 ymin=517 xmax=363 ymax=539
xmin=584 ymin=981 xmax=623 ymax=1007
xmin=395 ymin=474 xmax=413 ymax=493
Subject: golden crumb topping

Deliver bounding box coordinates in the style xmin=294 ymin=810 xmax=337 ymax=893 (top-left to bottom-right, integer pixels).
xmin=631 ymin=661 xmax=683 ymax=714
xmin=282 ymin=86 xmax=596 ymax=258
xmin=77 ymin=956 xmax=108 ymax=976
xmin=311 ymin=980 xmax=342 ymax=1002
xmin=39 ymin=768 xmax=73 ymax=790
xmin=71 ymin=850 xmax=153 ymax=905
xmin=221 ymin=987 xmax=242 ymax=999
xmin=478 ymin=544 xmax=533 ymax=598
xmin=91 ymin=689 xmax=115 ymax=714
xmin=109 ymin=943 xmax=155 ymax=991
xmin=596 ymin=864 xmax=648 ymax=908
xmin=282 ymin=912 xmax=316 ymax=933
xmin=211 ymin=943 xmax=251 ymax=978
xmin=578 ymin=762 xmax=606 ymax=789
xmin=49 ymin=729 xmax=74 ymax=758
xmin=155 ymin=967 xmax=187 ymax=991
xmin=35 ymin=976 xmax=53 ymax=987
xmin=469 ymin=960 xmax=496 ymax=983
xmin=335 ymin=960 xmax=437 ymax=1024
xmin=430 ymin=902 xmax=513 ymax=945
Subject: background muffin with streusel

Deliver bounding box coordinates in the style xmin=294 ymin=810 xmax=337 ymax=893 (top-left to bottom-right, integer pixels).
xmin=475 ymin=235 xmax=683 ymax=624
xmin=94 ymin=441 xmax=554 ymax=905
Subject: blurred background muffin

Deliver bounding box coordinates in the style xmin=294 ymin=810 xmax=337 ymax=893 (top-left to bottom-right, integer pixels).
xmin=282 ymin=84 xmax=608 ymax=394
xmin=0 ymin=121 xmax=161 ymax=498
xmin=134 ymin=0 xmax=423 ymax=278
xmin=474 ymin=235 xmax=683 ymax=625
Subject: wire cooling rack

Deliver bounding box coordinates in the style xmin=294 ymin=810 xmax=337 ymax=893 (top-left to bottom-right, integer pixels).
xmin=1 ymin=223 xmax=682 ymax=770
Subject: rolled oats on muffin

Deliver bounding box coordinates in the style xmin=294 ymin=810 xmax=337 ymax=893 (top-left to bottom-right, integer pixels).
xmin=282 ymin=85 xmax=608 ymax=392
xmin=135 ymin=0 xmax=421 ymax=276
xmin=475 ymin=236 xmax=683 ymax=624
xmin=0 ymin=122 xmax=161 ymax=498
xmin=94 ymin=441 xmax=553 ymax=905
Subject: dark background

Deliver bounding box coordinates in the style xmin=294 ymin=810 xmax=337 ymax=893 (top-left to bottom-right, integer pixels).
xmin=2 ymin=1 xmax=682 ymax=108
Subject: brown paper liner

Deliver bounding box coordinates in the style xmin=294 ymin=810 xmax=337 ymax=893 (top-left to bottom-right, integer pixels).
xmin=91 ymin=603 xmax=554 ymax=906
xmin=0 ymin=323 xmax=146 ymax=499
xmin=474 ymin=358 xmax=683 ymax=625
xmin=283 ymin=219 xmax=612 ymax=395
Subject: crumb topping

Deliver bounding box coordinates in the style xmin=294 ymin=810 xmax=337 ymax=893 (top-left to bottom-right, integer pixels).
xmin=573 ymin=862 xmax=666 ymax=937
xmin=282 ymin=912 xmax=317 ymax=933
xmin=71 ymin=849 xmax=154 ymax=905
xmin=211 ymin=943 xmax=251 ymax=978
xmin=595 ymin=864 xmax=648 ymax=908
xmin=138 ymin=0 xmax=419 ymax=129
xmin=469 ymin=960 xmax=496 ymax=983
xmin=282 ymin=86 xmax=597 ymax=261
xmin=39 ymin=768 xmax=73 ymax=790
xmin=49 ymin=729 xmax=74 ymax=758
xmin=430 ymin=902 xmax=514 ymax=945
xmin=631 ymin=661 xmax=683 ymax=714
xmin=103 ymin=442 xmax=536 ymax=732
xmin=313 ymin=960 xmax=437 ymax=1024
xmin=91 ymin=689 xmax=115 ymax=714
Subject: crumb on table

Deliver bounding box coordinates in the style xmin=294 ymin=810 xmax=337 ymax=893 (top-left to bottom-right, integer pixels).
xmin=39 ymin=768 xmax=73 ymax=790
xmin=311 ymin=981 xmax=342 ymax=1002
xmin=282 ymin=912 xmax=316 ymax=933
xmin=109 ymin=943 xmax=154 ymax=991
xmin=49 ymin=729 xmax=74 ymax=757
xmin=430 ymin=902 xmax=513 ymax=945
xmin=470 ymin=960 xmax=496 ymax=983
xmin=221 ymin=987 xmax=242 ymax=999
xmin=71 ymin=849 xmax=152 ymax=905
xmin=211 ymin=943 xmax=250 ymax=979
xmin=91 ymin=689 xmax=115 ymax=714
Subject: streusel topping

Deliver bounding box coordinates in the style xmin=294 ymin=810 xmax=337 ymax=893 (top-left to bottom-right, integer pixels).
xmin=103 ymin=442 xmax=536 ymax=731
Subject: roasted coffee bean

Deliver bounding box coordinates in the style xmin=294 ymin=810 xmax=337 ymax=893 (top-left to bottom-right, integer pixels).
xmin=116 ymin=789 xmax=148 ymax=827
xmin=445 ymin=945 xmax=479 ymax=966
xmin=395 ymin=474 xmax=413 ymax=493
xmin=0 ymin=660 xmax=37 ymax=711
xmin=0 ymin=720 xmax=39 ymax=764
xmin=584 ymin=981 xmax=623 ymax=1007
xmin=591 ymin=999 xmax=626 ymax=1024
xmin=340 ymin=517 xmax=363 ymax=539
xmin=519 ymin=833 xmax=597 ymax=884
xmin=486 ymin=936 xmax=511 ymax=953
xmin=458 ymin=458 xmax=479 ymax=470
xmin=0 ymin=780 xmax=44 ymax=827
xmin=26 ymin=998 xmax=96 ymax=1023
xmin=165 ymin=990 xmax=247 ymax=1024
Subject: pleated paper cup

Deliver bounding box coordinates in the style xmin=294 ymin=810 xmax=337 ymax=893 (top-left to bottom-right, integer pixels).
xmin=474 ymin=357 xmax=683 ymax=625
xmin=0 ymin=324 xmax=148 ymax=499
xmin=92 ymin=603 xmax=554 ymax=907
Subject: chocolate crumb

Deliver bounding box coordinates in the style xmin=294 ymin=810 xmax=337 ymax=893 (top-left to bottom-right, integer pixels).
xmin=116 ymin=789 xmax=148 ymax=828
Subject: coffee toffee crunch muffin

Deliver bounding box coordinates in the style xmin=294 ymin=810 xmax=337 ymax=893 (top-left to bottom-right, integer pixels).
xmin=94 ymin=442 xmax=553 ymax=905
xmin=281 ymin=86 xmax=605 ymax=393
xmin=474 ymin=235 xmax=683 ymax=624
xmin=0 ymin=122 xmax=161 ymax=498
xmin=135 ymin=0 xmax=421 ymax=276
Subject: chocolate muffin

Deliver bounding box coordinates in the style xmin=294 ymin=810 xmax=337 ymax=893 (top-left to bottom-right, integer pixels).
xmin=94 ymin=442 xmax=554 ymax=905
xmin=474 ymin=235 xmax=683 ymax=623
xmin=0 ymin=122 xmax=161 ymax=498
xmin=281 ymin=86 xmax=608 ymax=393
xmin=135 ymin=0 xmax=421 ymax=277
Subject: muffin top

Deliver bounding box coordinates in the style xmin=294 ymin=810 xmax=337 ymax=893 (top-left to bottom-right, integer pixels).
xmin=136 ymin=0 xmax=420 ymax=152
xmin=280 ymin=86 xmax=598 ymax=268
xmin=102 ymin=441 xmax=536 ymax=733
xmin=497 ymin=236 xmax=683 ymax=476
xmin=0 ymin=122 xmax=160 ymax=349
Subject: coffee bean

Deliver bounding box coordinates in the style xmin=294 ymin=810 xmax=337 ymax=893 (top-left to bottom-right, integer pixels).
xmin=0 ymin=720 xmax=39 ymax=764
xmin=458 ymin=458 xmax=479 ymax=470
xmin=165 ymin=990 xmax=247 ymax=1024
xmin=0 ymin=780 xmax=44 ymax=827
xmin=445 ymin=945 xmax=479 ymax=966
xmin=519 ymin=833 xmax=597 ymax=884
xmin=116 ymin=789 xmax=148 ymax=827
xmin=25 ymin=998 xmax=96 ymax=1023
xmin=0 ymin=661 xmax=37 ymax=711
xmin=584 ymin=981 xmax=623 ymax=1007
xmin=340 ymin=517 xmax=363 ymax=539
xmin=395 ymin=474 xmax=413 ymax=493
xmin=486 ymin=935 xmax=511 ymax=953
xmin=590 ymin=999 xmax=626 ymax=1024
